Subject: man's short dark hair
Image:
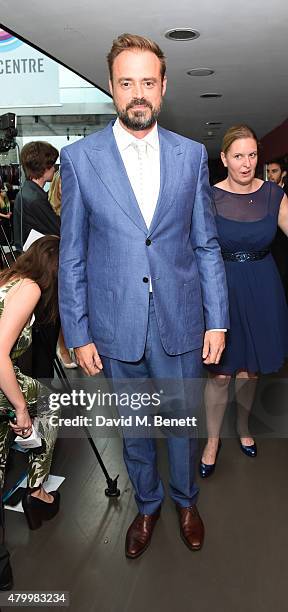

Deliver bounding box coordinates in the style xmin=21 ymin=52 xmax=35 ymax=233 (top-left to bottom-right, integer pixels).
xmin=21 ymin=141 xmax=58 ymax=179
xmin=266 ymin=157 xmax=286 ymax=173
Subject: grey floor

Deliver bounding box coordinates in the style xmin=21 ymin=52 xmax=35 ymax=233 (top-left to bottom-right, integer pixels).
xmin=2 ymin=369 xmax=288 ymax=612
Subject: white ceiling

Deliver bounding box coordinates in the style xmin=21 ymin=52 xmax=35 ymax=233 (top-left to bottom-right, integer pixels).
xmin=1 ymin=0 xmax=288 ymax=155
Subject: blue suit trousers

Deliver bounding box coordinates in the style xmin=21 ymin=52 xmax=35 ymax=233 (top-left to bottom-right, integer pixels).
xmin=101 ymin=296 xmax=202 ymax=514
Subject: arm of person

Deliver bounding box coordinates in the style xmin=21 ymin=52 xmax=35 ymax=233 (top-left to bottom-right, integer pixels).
xmin=59 ymin=147 xmax=102 ymax=375
xmin=190 ymin=144 xmax=229 ymax=363
xmin=0 ymin=279 xmax=41 ymax=432
xmin=74 ymin=343 xmax=102 ymax=376
xmin=277 ymin=194 xmax=288 ymax=235
xmin=202 ymin=330 xmax=226 ymax=364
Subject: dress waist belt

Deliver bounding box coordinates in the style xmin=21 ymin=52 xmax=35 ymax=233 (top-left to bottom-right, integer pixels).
xmin=221 ymin=249 xmax=270 ymax=262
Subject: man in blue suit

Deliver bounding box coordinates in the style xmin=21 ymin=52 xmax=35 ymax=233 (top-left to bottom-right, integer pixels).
xmin=59 ymin=33 xmax=229 ymax=558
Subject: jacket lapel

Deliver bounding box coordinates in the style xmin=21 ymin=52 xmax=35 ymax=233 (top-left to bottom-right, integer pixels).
xmin=149 ymin=127 xmax=184 ymax=235
xmin=85 ymin=123 xmax=147 ymax=233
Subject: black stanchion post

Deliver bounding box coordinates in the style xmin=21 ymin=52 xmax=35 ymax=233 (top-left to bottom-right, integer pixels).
xmin=52 ymin=349 xmax=120 ymax=498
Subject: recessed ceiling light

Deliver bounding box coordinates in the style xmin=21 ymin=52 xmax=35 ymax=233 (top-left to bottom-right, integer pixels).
xmin=187 ymin=68 xmax=214 ymax=77
xmin=200 ymin=93 xmax=222 ymax=98
xmin=206 ymin=121 xmax=223 ymax=125
xmin=164 ymin=28 xmax=200 ymax=41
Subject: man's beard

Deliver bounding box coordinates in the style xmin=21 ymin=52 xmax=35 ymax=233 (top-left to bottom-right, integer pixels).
xmin=115 ymin=97 xmax=162 ymax=131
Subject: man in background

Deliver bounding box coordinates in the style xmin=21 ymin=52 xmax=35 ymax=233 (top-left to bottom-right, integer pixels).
xmin=267 ymin=158 xmax=288 ymax=299
xmin=13 ymin=141 xmax=60 ymax=379
xmin=13 ymin=141 xmax=60 ymax=251
xmin=267 ymin=158 xmax=288 ymax=194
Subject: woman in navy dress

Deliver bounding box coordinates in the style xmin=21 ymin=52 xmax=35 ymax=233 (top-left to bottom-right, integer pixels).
xmin=200 ymin=125 xmax=288 ymax=477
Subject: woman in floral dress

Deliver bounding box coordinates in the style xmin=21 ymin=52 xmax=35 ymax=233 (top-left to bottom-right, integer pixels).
xmin=0 ymin=236 xmax=60 ymax=529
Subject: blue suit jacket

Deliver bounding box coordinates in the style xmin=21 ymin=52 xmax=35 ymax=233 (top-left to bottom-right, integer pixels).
xmin=59 ymin=122 xmax=229 ymax=361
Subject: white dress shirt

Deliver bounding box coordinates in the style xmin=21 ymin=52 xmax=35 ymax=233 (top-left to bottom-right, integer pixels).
xmin=113 ymin=118 xmax=160 ymax=229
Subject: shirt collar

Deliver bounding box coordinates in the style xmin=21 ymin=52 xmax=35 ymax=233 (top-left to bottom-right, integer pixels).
xmin=113 ymin=117 xmax=159 ymax=152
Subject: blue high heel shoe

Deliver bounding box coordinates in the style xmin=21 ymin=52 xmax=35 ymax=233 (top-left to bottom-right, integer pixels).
xmin=239 ymin=439 xmax=257 ymax=458
xmin=199 ymin=440 xmax=222 ymax=478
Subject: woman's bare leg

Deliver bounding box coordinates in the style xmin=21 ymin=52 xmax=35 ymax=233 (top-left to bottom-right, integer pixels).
xmin=235 ymin=370 xmax=258 ymax=446
xmin=201 ymin=374 xmax=231 ymax=464
xmin=30 ymin=486 xmax=54 ymax=503
xmin=57 ymin=328 xmax=74 ymax=365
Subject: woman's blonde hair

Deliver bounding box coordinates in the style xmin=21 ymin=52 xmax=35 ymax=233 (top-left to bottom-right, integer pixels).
xmin=222 ymin=125 xmax=258 ymax=155
xmin=48 ymin=170 xmax=61 ymax=216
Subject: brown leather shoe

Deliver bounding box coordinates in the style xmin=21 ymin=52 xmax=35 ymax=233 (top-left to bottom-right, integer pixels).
xmin=176 ymin=505 xmax=204 ymax=551
xmin=125 ymin=507 xmax=161 ymax=559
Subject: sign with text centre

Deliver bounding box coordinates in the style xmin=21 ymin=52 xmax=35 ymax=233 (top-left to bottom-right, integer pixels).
xmin=0 ymin=29 xmax=59 ymax=107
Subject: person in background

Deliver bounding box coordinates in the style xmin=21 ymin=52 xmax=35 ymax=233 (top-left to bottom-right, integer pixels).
xmin=13 ymin=141 xmax=60 ymax=251
xmin=200 ymin=126 xmax=288 ymax=478
xmin=48 ymin=172 xmax=77 ymax=369
xmin=267 ymin=158 xmax=288 ymax=299
xmin=0 ymin=236 xmax=60 ymax=530
xmin=13 ymin=142 xmax=61 ymax=380
xmin=0 ymin=190 xmax=11 ymax=221
xmin=48 ymin=170 xmax=61 ymax=217
xmin=0 ymin=190 xmax=12 ymax=269
xmin=267 ymin=158 xmax=288 ymax=194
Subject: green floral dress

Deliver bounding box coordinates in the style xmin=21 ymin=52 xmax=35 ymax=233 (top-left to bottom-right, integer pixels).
xmin=0 ymin=280 xmax=58 ymax=489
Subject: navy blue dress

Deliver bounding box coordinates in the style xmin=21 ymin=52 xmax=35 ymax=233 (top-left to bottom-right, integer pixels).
xmin=208 ymin=181 xmax=288 ymax=374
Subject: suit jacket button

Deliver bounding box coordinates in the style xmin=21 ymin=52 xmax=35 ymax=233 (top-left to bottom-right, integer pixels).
xmin=146 ymin=238 xmax=152 ymax=246
xmin=143 ymin=277 xmax=149 ymax=283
